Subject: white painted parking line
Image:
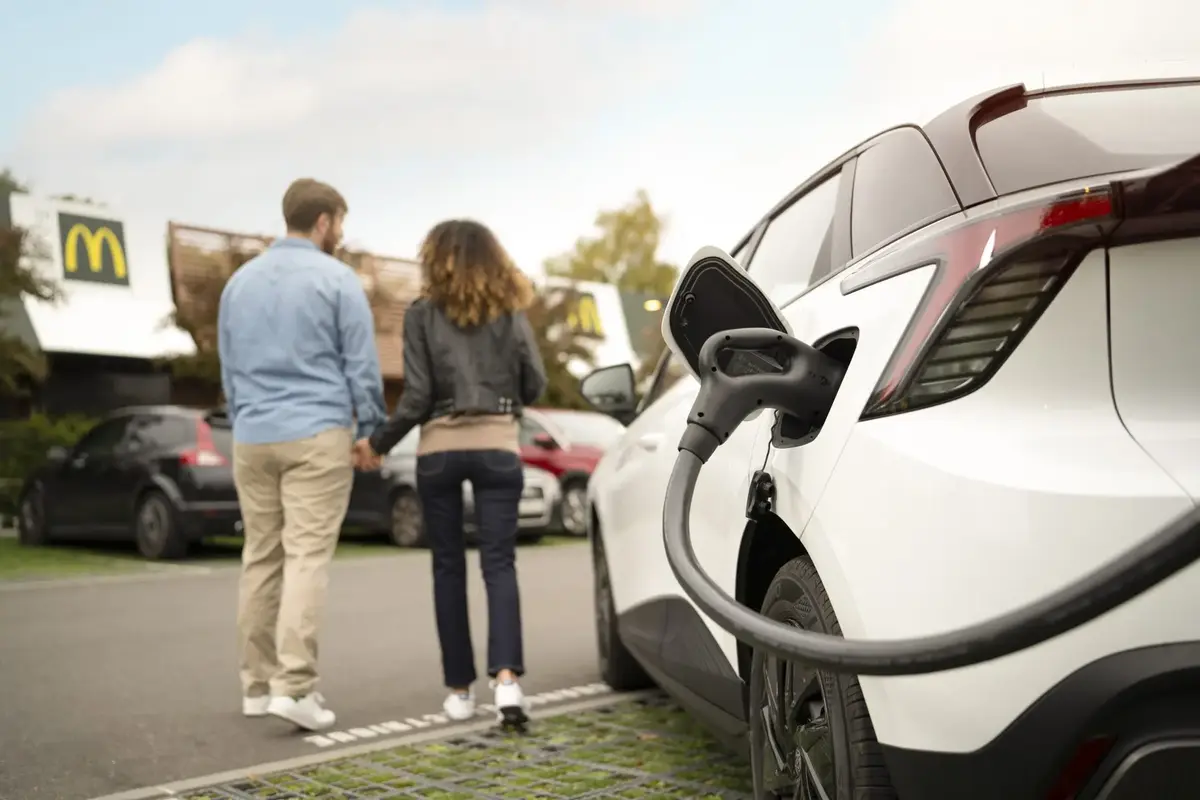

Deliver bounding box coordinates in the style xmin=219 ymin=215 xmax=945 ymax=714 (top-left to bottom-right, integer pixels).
xmin=89 ymin=689 xmax=652 ymax=800
xmin=300 ymin=682 xmax=612 ymax=749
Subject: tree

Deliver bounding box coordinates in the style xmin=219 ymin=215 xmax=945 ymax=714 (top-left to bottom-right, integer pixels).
xmin=160 ymin=246 xmax=258 ymax=385
xmin=545 ymin=189 xmax=679 ymax=297
xmin=525 ymin=287 xmax=595 ymax=410
xmin=0 ymin=170 xmax=61 ymax=395
xmin=545 ymin=190 xmax=679 ymax=389
xmin=0 ymin=169 xmax=27 ymax=195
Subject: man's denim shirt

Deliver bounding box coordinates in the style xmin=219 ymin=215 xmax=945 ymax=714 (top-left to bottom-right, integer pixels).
xmin=218 ymin=237 xmax=387 ymax=445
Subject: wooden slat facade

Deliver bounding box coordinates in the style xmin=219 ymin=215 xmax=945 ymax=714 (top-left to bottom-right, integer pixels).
xmin=166 ymin=222 xmax=422 ymax=381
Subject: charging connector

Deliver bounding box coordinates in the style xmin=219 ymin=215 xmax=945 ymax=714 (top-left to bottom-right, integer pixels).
xmin=663 ymin=327 xmax=1200 ymax=675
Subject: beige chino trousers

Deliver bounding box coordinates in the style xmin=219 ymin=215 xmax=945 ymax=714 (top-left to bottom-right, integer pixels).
xmin=234 ymin=426 xmax=354 ymax=698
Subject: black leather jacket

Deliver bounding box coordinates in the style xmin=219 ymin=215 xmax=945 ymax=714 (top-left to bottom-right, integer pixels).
xmin=368 ymin=298 xmax=547 ymax=454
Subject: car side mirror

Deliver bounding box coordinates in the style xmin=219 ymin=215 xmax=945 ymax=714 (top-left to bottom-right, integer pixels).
xmin=662 ymin=245 xmax=791 ymax=381
xmin=532 ymin=432 xmax=559 ymax=450
xmin=46 ymin=446 xmax=69 ymax=464
xmin=580 ymin=363 xmax=638 ymax=425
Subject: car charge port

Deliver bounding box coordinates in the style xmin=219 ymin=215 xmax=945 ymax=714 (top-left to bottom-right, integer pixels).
xmin=773 ymin=327 xmax=858 ymax=448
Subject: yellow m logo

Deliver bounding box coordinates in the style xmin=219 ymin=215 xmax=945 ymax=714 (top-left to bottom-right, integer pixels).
xmin=567 ymin=293 xmax=605 ymax=338
xmin=59 ymin=213 xmax=129 ymax=286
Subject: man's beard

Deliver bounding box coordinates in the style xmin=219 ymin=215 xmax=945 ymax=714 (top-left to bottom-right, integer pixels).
xmin=321 ymin=230 xmax=338 ymax=255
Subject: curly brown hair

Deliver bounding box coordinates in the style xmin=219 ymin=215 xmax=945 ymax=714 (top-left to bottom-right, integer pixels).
xmin=419 ymin=219 xmax=534 ymax=328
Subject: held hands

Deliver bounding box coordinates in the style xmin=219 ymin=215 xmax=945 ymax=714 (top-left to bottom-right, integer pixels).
xmin=352 ymin=438 xmax=382 ymax=471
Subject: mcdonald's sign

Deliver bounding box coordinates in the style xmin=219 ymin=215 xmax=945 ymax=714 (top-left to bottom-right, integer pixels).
xmin=59 ymin=212 xmax=129 ymax=286
xmin=566 ymin=292 xmax=605 ymax=338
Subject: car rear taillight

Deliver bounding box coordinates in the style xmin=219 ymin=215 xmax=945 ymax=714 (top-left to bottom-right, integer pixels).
xmin=855 ymin=152 xmax=1200 ymax=419
xmin=180 ymin=419 xmax=228 ymax=467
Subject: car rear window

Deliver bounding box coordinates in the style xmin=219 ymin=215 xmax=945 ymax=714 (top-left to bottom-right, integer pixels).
xmin=975 ymin=82 xmax=1200 ymax=196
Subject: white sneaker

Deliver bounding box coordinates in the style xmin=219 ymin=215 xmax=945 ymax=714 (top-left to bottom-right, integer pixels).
xmin=442 ymin=689 xmax=476 ymax=721
xmin=492 ymin=679 xmax=530 ymax=728
xmin=267 ymin=692 xmax=336 ymax=731
xmin=242 ymin=695 xmax=272 ymax=717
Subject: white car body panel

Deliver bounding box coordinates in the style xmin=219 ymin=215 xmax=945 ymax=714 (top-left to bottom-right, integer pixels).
xmin=1108 ymin=237 xmax=1200 ymax=500
xmin=796 ymin=250 xmax=1195 ymax=752
xmin=590 ymin=234 xmax=1200 ymax=756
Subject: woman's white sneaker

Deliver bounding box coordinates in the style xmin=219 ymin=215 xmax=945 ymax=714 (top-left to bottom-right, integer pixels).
xmin=442 ymin=690 xmax=476 ymax=721
xmin=267 ymin=692 xmax=336 ymax=731
xmin=492 ymin=679 xmax=530 ymax=729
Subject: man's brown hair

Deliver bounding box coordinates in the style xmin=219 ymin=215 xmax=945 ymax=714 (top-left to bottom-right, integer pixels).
xmin=282 ymin=178 xmax=348 ymax=233
xmin=419 ymin=219 xmax=534 ymax=328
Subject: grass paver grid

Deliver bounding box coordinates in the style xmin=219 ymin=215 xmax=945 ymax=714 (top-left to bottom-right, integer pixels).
xmin=179 ymin=695 xmax=753 ymax=800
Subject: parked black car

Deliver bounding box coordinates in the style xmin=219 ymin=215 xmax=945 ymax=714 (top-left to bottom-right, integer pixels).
xmin=17 ymin=405 xmax=557 ymax=559
xmin=17 ymin=405 xmax=240 ymax=559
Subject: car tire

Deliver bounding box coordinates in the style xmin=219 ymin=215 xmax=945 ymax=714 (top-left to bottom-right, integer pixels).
xmin=749 ymin=556 xmax=897 ymax=800
xmin=593 ymin=533 xmax=654 ymax=691
xmin=17 ymin=481 xmax=51 ymax=547
xmin=559 ymin=479 xmax=589 ymax=536
xmin=389 ymin=488 xmax=426 ymax=548
xmin=135 ymin=490 xmax=188 ymax=560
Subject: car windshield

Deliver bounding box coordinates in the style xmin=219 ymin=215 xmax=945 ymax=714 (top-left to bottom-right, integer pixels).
xmin=542 ymin=410 xmax=625 ymax=449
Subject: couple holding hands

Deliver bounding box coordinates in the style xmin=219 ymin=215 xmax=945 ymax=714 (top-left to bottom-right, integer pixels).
xmin=218 ymin=178 xmax=547 ymax=732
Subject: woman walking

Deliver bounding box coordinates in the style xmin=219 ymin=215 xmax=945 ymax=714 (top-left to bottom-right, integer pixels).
xmin=366 ymin=219 xmax=547 ymax=727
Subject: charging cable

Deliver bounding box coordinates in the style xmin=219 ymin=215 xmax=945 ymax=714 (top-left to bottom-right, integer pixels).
xmin=662 ymin=327 xmax=1200 ymax=675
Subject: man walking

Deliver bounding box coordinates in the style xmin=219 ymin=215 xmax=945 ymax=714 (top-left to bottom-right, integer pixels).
xmin=218 ymin=178 xmax=386 ymax=731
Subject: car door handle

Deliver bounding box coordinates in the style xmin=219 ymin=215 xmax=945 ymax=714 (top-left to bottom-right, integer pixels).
xmin=635 ymin=433 xmax=663 ymax=452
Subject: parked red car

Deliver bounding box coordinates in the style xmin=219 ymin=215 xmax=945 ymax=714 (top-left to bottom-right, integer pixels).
xmin=518 ymin=407 xmax=625 ymax=536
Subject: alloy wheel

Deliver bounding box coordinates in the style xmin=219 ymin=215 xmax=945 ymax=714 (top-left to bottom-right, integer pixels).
xmin=138 ymin=498 xmax=169 ymax=553
xmin=758 ymin=641 xmax=835 ymax=799
xmin=593 ymin=541 xmax=613 ymax=669
xmin=561 ymin=486 xmax=588 ymax=535
xmin=18 ymin=483 xmax=45 ymax=544
xmin=391 ymin=491 xmax=424 ymax=547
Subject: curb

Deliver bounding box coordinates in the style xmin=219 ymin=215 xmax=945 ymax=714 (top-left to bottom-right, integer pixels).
xmin=0 ymin=564 xmax=216 ymax=592
xmin=87 ymin=689 xmax=657 ymax=800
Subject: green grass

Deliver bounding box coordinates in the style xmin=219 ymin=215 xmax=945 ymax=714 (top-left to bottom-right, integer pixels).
xmin=0 ymin=536 xmax=146 ymax=580
xmin=0 ymin=532 xmax=583 ymax=582
xmin=179 ymin=695 xmax=753 ymax=800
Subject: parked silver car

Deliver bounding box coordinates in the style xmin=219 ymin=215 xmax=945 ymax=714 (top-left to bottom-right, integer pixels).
xmin=374 ymin=429 xmax=559 ymax=548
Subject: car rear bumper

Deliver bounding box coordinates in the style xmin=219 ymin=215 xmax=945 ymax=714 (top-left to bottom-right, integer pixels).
xmin=177 ymin=501 xmax=242 ymax=539
xmin=463 ymin=483 xmax=556 ymax=537
xmin=880 ymin=642 xmax=1200 ymax=799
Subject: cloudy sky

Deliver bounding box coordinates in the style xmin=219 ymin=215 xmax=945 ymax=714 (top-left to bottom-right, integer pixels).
xmin=1 ymin=0 xmax=1196 ymax=279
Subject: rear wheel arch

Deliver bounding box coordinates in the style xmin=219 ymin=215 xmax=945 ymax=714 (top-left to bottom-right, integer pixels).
xmin=735 ymin=511 xmax=807 ymax=684
xmin=132 ymin=476 xmax=183 ymax=516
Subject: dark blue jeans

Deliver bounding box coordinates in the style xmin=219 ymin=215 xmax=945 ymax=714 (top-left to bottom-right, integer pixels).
xmin=416 ymin=449 xmax=525 ymax=688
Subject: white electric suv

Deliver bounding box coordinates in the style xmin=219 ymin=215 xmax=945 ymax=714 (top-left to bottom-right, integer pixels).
xmin=582 ymin=78 xmax=1200 ymax=800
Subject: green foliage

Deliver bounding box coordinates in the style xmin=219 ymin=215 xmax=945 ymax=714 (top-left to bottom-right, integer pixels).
xmin=545 ymin=189 xmax=679 ymax=297
xmin=0 ymin=413 xmax=96 ymax=516
xmin=526 ymin=288 xmax=594 ymax=410
xmin=0 ymin=171 xmax=62 ymax=395
xmin=0 ymin=168 xmax=27 ymax=194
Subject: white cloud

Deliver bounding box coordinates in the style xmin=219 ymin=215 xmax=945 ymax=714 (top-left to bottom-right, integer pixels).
xmin=23 ymin=4 xmax=683 ymax=158
xmin=845 ymin=0 xmax=1200 ymax=140
xmin=6 ymin=0 xmax=1199 ymax=291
